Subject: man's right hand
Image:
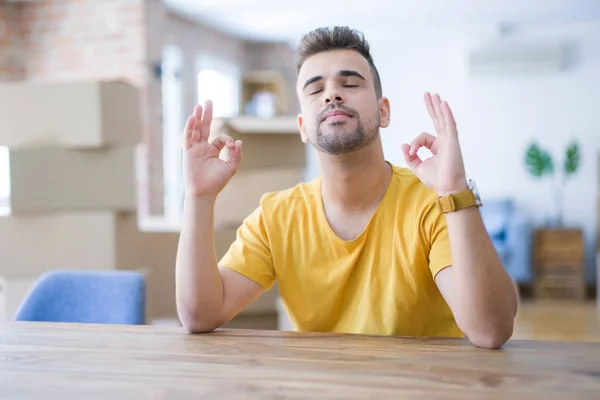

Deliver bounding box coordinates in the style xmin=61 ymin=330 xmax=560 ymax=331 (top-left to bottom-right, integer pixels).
xmin=183 ymin=100 xmax=243 ymax=198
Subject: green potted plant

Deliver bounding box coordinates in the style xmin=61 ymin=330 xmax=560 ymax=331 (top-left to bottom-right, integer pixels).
xmin=524 ymin=140 xmax=581 ymax=227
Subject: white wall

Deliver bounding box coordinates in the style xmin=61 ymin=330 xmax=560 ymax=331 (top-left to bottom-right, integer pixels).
xmin=305 ymin=22 xmax=600 ymax=283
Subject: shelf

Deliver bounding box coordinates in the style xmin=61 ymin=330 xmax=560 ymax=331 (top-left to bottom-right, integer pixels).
xmin=241 ymin=69 xmax=289 ymax=116
xmin=211 ymin=115 xmax=299 ymax=136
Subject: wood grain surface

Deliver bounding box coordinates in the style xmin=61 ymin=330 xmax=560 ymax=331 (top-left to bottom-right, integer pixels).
xmin=0 ymin=322 xmax=599 ymax=399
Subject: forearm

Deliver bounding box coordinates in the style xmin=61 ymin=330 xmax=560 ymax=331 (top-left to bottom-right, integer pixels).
xmin=175 ymin=195 xmax=224 ymax=332
xmin=445 ymin=206 xmax=518 ymax=346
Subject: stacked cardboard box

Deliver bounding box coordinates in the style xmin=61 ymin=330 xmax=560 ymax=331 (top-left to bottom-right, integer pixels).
xmin=0 ymin=80 xmax=145 ymax=322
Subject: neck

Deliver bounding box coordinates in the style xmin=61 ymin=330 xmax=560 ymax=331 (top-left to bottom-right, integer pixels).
xmin=318 ymin=138 xmax=392 ymax=212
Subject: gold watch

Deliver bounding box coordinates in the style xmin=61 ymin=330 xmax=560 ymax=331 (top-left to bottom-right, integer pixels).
xmin=437 ymin=179 xmax=482 ymax=213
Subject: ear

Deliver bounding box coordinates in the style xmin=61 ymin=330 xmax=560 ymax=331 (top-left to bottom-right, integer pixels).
xmin=378 ymin=97 xmax=391 ymax=129
xmin=297 ymin=113 xmax=310 ymax=143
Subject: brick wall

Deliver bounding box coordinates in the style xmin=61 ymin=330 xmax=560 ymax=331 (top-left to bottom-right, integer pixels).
xmin=0 ymin=2 xmax=24 ymax=80
xmin=20 ymin=0 xmax=145 ymax=85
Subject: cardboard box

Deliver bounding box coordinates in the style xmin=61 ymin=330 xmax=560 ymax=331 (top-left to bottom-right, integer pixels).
xmin=215 ymin=168 xmax=304 ymax=229
xmin=215 ymin=227 xmax=238 ymax=260
xmin=234 ymin=133 xmax=306 ymax=169
xmin=0 ymin=81 xmax=142 ymax=148
xmin=138 ymin=228 xmax=239 ymax=321
xmin=0 ymin=212 xmax=141 ymax=276
xmin=138 ymin=231 xmax=179 ymax=320
xmin=9 ymin=145 xmax=137 ymax=212
xmin=139 ymin=226 xmax=277 ymax=321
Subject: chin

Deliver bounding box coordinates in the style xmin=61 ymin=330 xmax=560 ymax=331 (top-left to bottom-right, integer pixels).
xmin=324 ymin=120 xmax=356 ymax=131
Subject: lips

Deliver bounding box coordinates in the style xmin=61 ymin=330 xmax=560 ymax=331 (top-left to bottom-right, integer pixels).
xmin=321 ymin=109 xmax=352 ymax=122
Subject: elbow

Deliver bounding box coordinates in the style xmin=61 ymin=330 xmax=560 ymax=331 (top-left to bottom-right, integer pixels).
xmin=468 ymin=331 xmax=512 ymax=349
xmin=181 ymin=318 xmax=218 ymax=334
xmin=177 ymin=307 xmax=223 ymax=334
xmin=457 ymin=311 xmax=515 ymax=349
xmin=465 ymin=322 xmax=514 ymax=349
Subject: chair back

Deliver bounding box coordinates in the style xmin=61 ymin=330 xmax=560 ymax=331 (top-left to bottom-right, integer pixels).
xmin=14 ymin=270 xmax=146 ymax=325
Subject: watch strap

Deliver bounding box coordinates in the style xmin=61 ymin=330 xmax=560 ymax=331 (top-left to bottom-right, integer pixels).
xmin=437 ymin=189 xmax=478 ymax=213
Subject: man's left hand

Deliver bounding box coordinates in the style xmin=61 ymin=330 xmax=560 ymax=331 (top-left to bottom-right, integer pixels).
xmin=401 ymin=92 xmax=468 ymax=196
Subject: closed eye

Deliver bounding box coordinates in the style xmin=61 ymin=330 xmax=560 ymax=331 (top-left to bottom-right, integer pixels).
xmin=309 ymin=85 xmax=357 ymax=95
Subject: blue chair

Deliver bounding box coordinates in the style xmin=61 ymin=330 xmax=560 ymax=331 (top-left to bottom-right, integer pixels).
xmin=480 ymin=199 xmax=533 ymax=284
xmin=14 ymin=270 xmax=146 ymax=325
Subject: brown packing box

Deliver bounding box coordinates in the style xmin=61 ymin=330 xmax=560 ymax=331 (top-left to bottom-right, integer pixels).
xmin=140 ymin=227 xmax=278 ymax=322
xmin=0 ymin=81 xmax=142 ymax=148
xmin=235 ymin=133 xmax=306 ymax=169
xmin=210 ymin=116 xmax=306 ymax=169
xmin=9 ymin=146 xmax=137 ymax=212
xmin=215 ymin=226 xmax=238 ymax=260
xmin=138 ymin=231 xmax=179 ymax=321
xmin=0 ymin=212 xmax=141 ymax=276
xmin=214 ymin=168 xmax=304 ymax=229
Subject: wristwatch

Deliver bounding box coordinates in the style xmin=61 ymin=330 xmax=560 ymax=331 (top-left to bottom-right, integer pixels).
xmin=437 ymin=179 xmax=482 ymax=213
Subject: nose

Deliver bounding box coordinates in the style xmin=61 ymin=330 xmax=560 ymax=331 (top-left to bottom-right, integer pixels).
xmin=323 ymin=85 xmax=344 ymax=105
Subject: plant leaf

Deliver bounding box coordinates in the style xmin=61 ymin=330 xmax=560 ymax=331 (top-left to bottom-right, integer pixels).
xmin=564 ymin=141 xmax=580 ymax=176
xmin=525 ymin=142 xmax=553 ymax=177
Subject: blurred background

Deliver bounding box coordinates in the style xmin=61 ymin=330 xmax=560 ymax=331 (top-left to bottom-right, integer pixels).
xmin=0 ymin=0 xmax=598 ymax=340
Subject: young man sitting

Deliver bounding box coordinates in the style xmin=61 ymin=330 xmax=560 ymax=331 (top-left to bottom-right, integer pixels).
xmin=175 ymin=26 xmax=519 ymax=349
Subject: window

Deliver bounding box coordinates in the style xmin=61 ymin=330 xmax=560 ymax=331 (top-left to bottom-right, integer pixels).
xmin=161 ymin=45 xmax=184 ymax=225
xmin=196 ymin=55 xmax=240 ymax=118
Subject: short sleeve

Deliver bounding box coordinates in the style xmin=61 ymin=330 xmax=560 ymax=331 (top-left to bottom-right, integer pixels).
xmin=219 ymin=205 xmax=276 ymax=290
xmin=423 ymin=202 xmax=453 ymax=279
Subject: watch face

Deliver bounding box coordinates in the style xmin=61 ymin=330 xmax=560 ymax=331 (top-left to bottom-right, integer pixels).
xmin=468 ymin=179 xmax=483 ymax=207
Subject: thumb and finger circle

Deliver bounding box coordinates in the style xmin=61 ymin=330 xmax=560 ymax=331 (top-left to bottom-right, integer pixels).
xmin=409 ymin=132 xmax=436 ymax=155
xmin=210 ymin=134 xmax=236 ymax=151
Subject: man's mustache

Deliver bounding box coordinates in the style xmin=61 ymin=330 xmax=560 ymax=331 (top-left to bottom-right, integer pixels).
xmin=318 ymin=105 xmax=358 ymax=122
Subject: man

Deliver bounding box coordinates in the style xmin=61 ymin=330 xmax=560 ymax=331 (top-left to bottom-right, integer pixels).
xmin=175 ymin=26 xmax=519 ymax=349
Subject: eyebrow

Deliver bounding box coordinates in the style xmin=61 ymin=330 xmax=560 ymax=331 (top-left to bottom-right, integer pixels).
xmin=302 ymin=70 xmax=366 ymax=90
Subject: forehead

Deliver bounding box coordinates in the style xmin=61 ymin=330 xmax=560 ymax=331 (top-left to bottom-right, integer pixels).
xmin=297 ymin=49 xmax=372 ymax=90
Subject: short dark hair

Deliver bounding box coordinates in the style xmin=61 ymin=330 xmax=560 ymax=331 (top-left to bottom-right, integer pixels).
xmin=296 ymin=26 xmax=382 ymax=98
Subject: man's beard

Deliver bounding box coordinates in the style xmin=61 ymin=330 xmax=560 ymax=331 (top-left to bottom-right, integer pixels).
xmin=313 ymin=107 xmax=379 ymax=155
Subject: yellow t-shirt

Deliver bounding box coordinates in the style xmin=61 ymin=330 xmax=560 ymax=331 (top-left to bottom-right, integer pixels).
xmin=220 ymin=163 xmax=463 ymax=338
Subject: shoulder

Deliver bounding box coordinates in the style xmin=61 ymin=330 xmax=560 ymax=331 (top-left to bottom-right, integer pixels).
xmin=387 ymin=163 xmax=444 ymax=230
xmin=255 ymin=177 xmax=320 ymax=223
xmin=387 ymin=163 xmax=448 ymax=246
xmin=389 ymin=163 xmax=439 ymax=205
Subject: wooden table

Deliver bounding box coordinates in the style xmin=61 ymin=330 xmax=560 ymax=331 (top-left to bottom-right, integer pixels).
xmin=0 ymin=322 xmax=599 ymax=399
